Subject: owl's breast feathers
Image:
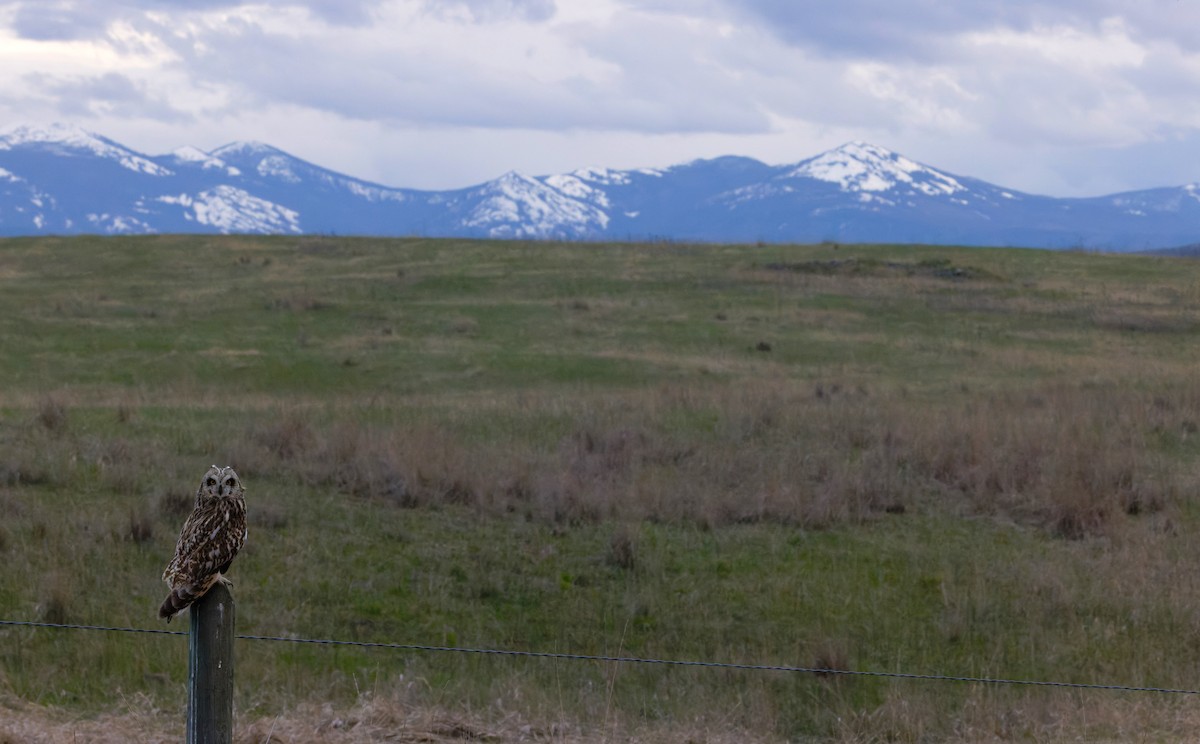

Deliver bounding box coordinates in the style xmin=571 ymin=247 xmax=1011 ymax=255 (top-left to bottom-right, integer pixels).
xmin=159 ymin=496 xmax=247 ymax=621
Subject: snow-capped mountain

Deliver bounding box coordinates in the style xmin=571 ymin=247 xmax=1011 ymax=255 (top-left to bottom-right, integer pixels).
xmin=1 ymin=123 xmax=1199 ymax=251
xmin=788 ymin=141 xmax=967 ymax=196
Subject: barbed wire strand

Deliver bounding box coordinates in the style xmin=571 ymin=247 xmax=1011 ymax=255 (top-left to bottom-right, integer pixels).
xmin=2 ymin=618 xmax=1198 ymax=696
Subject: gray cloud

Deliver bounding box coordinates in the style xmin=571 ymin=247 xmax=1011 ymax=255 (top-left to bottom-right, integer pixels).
xmin=722 ymin=1 xmax=1067 ymax=59
xmin=23 ymin=71 xmax=193 ymax=122
xmin=0 ymin=0 xmax=381 ymax=40
xmin=639 ymin=0 xmax=1200 ymax=62
xmin=673 ymin=2 xmax=1200 ymax=145
xmin=417 ymin=0 xmax=556 ymax=23
xmin=145 ymin=7 xmax=769 ymax=134
xmin=8 ymin=1 xmax=112 ymax=40
xmin=292 ymin=0 xmax=378 ymax=24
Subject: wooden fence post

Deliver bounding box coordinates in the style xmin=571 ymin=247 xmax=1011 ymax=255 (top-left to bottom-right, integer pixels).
xmin=187 ymin=582 xmax=235 ymax=744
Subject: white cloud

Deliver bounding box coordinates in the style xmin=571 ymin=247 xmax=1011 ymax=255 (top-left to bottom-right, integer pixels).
xmin=963 ymin=17 xmax=1147 ymax=70
xmin=134 ymin=0 xmax=772 ymax=134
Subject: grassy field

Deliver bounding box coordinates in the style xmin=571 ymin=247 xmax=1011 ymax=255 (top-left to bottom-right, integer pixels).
xmin=3 ymin=235 xmax=1200 ymax=741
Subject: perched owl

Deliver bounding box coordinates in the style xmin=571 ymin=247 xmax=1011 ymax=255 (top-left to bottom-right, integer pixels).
xmin=159 ymin=465 xmax=248 ymax=622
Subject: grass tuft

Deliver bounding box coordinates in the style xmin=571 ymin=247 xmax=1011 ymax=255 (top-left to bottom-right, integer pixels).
xmin=255 ymin=412 xmax=316 ymax=461
xmin=36 ymin=396 xmax=68 ymax=434
xmin=606 ymin=524 xmax=638 ymax=571
xmin=36 ymin=573 xmax=72 ymax=625
xmin=126 ymin=509 xmax=154 ymax=545
xmin=155 ymin=488 xmax=194 ymax=521
xmin=115 ymin=402 xmax=136 ymax=424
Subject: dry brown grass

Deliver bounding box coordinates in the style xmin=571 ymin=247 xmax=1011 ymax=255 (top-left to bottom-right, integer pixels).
xmin=35 ymin=395 xmax=68 ymax=434
xmin=35 ymin=572 xmax=72 ymax=626
xmin=0 ymin=693 xmax=784 ymax=744
xmin=833 ymin=687 xmax=1200 ymax=744
xmin=126 ymin=507 xmax=155 ymax=544
xmin=180 ymin=375 xmax=1195 ymax=541
xmin=606 ymin=524 xmax=638 ymax=571
xmin=4 ymin=692 xmax=1198 ymax=744
xmin=155 ymin=486 xmax=195 ymax=520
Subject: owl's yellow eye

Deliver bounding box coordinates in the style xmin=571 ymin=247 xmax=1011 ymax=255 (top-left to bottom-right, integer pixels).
xmin=225 ymin=478 xmax=236 ymax=487
xmin=206 ymin=478 xmax=217 ymax=486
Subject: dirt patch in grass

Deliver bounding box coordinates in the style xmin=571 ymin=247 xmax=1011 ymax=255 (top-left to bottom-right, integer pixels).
xmin=762 ymin=256 xmax=1001 ymax=281
xmin=199 ymin=348 xmax=264 ymax=357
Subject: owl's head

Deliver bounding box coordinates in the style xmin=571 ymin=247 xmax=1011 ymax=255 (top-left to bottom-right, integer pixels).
xmin=198 ymin=465 xmax=244 ymax=501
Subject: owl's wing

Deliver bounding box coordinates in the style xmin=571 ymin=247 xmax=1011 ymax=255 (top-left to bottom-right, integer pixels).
xmin=163 ymin=504 xmax=245 ymax=587
xmin=163 ymin=509 xmax=193 ymax=581
xmin=162 ymin=507 xmax=215 ymax=581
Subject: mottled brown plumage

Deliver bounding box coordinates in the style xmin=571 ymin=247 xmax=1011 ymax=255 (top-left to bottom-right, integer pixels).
xmin=159 ymin=465 xmax=247 ymax=622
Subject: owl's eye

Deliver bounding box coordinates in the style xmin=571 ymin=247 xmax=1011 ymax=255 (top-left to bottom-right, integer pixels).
xmin=206 ymin=478 xmax=217 ymax=486
xmin=225 ymin=478 xmax=237 ymax=487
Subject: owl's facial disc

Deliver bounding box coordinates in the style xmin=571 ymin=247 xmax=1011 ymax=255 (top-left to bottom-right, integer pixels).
xmin=202 ymin=465 xmax=222 ymax=494
xmin=218 ymin=468 xmax=240 ymax=497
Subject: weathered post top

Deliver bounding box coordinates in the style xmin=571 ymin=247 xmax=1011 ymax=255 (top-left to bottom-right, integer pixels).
xmin=186 ymin=582 xmax=235 ymax=744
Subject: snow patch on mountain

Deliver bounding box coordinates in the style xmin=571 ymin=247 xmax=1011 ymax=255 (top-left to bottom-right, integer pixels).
xmin=256 ymin=155 xmax=302 ymax=183
xmin=340 ymin=178 xmax=410 ymax=201
xmin=158 ymin=186 xmax=301 ymax=233
xmin=464 ymin=172 xmax=608 ymax=238
xmin=171 ymin=145 xmax=222 ymax=167
xmin=789 ymin=141 xmax=964 ymax=196
xmin=540 ymin=165 xmax=662 ymax=209
xmin=0 ymin=123 xmax=172 ymax=177
xmin=305 ymin=169 xmax=407 ymax=203
xmin=209 ymin=140 xmax=405 ymax=201
xmin=210 ymin=141 xmax=277 ymax=159
xmin=542 ymin=173 xmax=611 ymax=208
xmin=719 ymin=182 xmax=789 ymax=206
xmin=570 ymin=166 xmax=632 ymax=186
xmin=170 ymin=146 xmax=242 ymax=176
xmin=859 ymin=193 xmax=895 ymax=207
xmin=87 ymin=212 xmax=155 ymax=234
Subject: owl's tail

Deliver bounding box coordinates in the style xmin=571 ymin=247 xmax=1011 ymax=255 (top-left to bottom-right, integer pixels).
xmin=158 ymin=576 xmax=218 ymax=622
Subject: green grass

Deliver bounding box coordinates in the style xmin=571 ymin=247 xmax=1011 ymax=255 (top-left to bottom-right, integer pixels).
xmin=4 ymin=235 xmax=1200 ymax=741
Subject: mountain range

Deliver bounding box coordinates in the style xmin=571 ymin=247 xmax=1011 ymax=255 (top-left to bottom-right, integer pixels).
xmin=1 ymin=123 xmax=1198 ymax=251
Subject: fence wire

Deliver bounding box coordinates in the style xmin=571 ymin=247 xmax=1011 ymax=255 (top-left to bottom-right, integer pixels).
xmin=2 ymin=618 xmax=1198 ymax=696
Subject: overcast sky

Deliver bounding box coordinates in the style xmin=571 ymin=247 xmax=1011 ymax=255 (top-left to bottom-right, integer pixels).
xmin=2 ymin=0 xmax=1199 ymax=196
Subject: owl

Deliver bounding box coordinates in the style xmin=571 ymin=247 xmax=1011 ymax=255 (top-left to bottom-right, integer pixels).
xmin=159 ymin=465 xmax=248 ymax=622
